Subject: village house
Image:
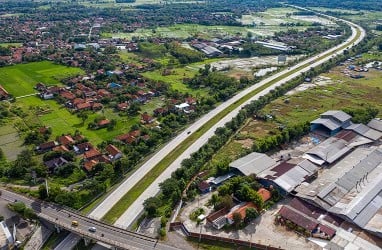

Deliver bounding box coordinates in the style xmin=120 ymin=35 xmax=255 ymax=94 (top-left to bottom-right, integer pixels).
xmin=97 ymin=119 xmax=110 ymax=128
xmin=0 ymin=85 xmax=9 ymax=100
xmin=36 ymin=141 xmax=59 ymax=153
xmin=105 ymin=144 xmax=122 ymax=161
xmin=141 ymin=112 xmax=155 ymax=124
xmin=83 ymin=148 xmax=102 ymax=161
xmin=44 ymin=157 xmax=69 ymax=173
xmin=53 ymin=145 xmax=70 ymax=152
xmin=58 ymin=135 xmax=75 ymax=146
xmin=117 ymin=102 xmax=129 ymax=111
xmin=73 ymin=142 xmax=93 ymax=154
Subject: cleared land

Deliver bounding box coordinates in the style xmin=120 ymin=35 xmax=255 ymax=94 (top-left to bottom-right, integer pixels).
xmin=212 ymin=63 xmax=382 ymax=163
xmin=0 ymin=43 xmax=22 ymax=47
xmin=102 ymin=23 xmax=308 ymax=40
xmin=0 ymin=61 xmax=83 ymax=97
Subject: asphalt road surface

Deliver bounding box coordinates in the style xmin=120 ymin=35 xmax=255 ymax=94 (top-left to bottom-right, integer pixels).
xmin=0 ymin=189 xmax=176 ymax=250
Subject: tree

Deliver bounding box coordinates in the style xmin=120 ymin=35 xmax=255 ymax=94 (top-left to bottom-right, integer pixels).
xmin=232 ymin=212 xmax=242 ymax=228
xmin=38 ymin=185 xmax=48 ymax=200
xmin=207 ymin=193 xmax=221 ymax=208
xmin=127 ymin=102 xmax=141 ymax=116
xmin=245 ymin=207 xmax=258 ymax=222
xmin=215 ymin=195 xmax=233 ymax=210
xmin=143 ymin=197 xmax=162 ymax=217
xmin=251 ymin=191 xmax=264 ymax=210
xmin=77 ymin=112 xmax=88 ymax=124
xmin=9 ymin=149 xmax=35 ymax=178
xmin=0 ymin=148 xmax=4 ymax=161
xmin=215 ymin=159 xmax=230 ymax=176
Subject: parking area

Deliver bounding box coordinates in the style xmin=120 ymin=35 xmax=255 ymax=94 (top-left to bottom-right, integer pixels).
xmin=180 ymin=195 xmax=319 ymax=250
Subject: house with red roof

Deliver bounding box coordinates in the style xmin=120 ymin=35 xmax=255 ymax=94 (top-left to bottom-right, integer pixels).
xmin=60 ymin=90 xmax=76 ymax=100
xmin=141 ymin=112 xmax=155 ymax=124
xmin=58 ymin=135 xmax=75 ymax=146
xmin=105 ymin=144 xmax=122 ymax=161
xmin=53 ymin=145 xmax=70 ymax=152
xmin=84 ymin=148 xmax=102 ymax=161
xmin=36 ymin=141 xmax=58 ymax=153
xmin=226 ymin=202 xmax=257 ymax=225
xmin=0 ymin=85 xmax=9 ymax=100
xmin=97 ymin=119 xmax=110 ymax=128
xmin=117 ymin=102 xmax=129 ymax=111
xmin=76 ymin=102 xmax=92 ymax=111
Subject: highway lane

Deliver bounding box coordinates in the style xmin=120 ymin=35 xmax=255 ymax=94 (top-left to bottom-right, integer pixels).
xmin=0 ymin=189 xmax=176 ymax=250
xmin=115 ymin=17 xmax=365 ymax=227
xmin=58 ymin=8 xmax=366 ymax=249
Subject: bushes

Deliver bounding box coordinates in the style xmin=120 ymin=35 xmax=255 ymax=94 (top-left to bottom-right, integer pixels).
xmin=8 ymin=202 xmax=37 ymax=220
xmin=189 ymin=208 xmax=204 ymax=221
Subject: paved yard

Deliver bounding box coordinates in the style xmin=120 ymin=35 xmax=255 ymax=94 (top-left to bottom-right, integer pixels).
xmin=180 ymin=195 xmax=319 ymax=250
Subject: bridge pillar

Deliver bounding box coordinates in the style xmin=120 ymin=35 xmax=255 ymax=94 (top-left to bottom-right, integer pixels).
xmin=54 ymin=225 xmax=61 ymax=233
xmin=84 ymin=237 xmax=91 ymax=246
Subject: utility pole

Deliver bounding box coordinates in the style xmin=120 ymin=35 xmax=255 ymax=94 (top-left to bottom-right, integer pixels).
xmin=45 ymin=179 xmax=49 ymax=197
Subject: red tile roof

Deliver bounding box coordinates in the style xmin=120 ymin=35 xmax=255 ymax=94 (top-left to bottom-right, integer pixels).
xmin=76 ymin=102 xmax=92 ymax=110
xmin=58 ymin=135 xmax=75 ymax=146
xmin=105 ymin=144 xmax=121 ymax=157
xmin=84 ymin=148 xmax=101 ymax=159
xmin=60 ymin=90 xmax=75 ymax=100
xmin=258 ymin=188 xmax=271 ymax=202
xmin=0 ymin=85 xmax=9 ymax=98
xmin=226 ymin=202 xmax=257 ymax=221
xmin=97 ymin=119 xmax=110 ymax=127
xmin=117 ymin=102 xmax=129 ymax=110
xmin=279 ymin=206 xmax=318 ymax=231
xmin=53 ymin=145 xmax=69 ymax=152
xmin=84 ymin=160 xmax=98 ymax=172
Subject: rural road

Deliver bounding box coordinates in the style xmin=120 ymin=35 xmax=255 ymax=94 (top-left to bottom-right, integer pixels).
xmin=56 ymin=8 xmax=366 ymax=250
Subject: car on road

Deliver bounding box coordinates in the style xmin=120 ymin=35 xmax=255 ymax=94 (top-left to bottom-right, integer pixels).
xmin=71 ymin=221 xmax=78 ymax=227
xmin=88 ymin=227 xmax=96 ymax=232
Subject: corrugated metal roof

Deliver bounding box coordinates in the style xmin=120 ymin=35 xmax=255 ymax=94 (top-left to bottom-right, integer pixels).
xmin=306 ymin=137 xmax=351 ymax=164
xmin=321 ymin=110 xmax=352 ymax=123
xmin=345 ymin=123 xmax=382 ymax=141
xmin=311 ymin=117 xmax=341 ymax=131
xmin=298 ymin=160 xmax=318 ymax=174
xmin=368 ymin=118 xmax=382 ymax=132
xmin=230 ymin=152 xmax=276 ymax=176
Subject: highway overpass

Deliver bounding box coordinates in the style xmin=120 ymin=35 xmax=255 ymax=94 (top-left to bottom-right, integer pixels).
xmin=0 ymin=189 xmax=176 ymax=250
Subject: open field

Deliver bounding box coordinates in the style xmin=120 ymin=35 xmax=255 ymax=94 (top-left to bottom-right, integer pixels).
xmin=211 ymin=64 xmax=382 ymax=163
xmin=102 ymin=23 xmax=308 ymax=40
xmin=141 ymin=67 xmax=208 ymax=97
xmin=240 ymin=7 xmax=322 ymax=26
xmin=0 ymin=124 xmax=25 ymax=161
xmin=76 ymin=0 xmax=202 ymax=8
xmin=13 ymin=97 xmax=139 ymax=145
xmin=0 ymin=43 xmax=22 ymax=48
xmin=207 ymin=55 xmax=304 ymax=79
xmin=0 ymin=61 xmax=84 ymax=97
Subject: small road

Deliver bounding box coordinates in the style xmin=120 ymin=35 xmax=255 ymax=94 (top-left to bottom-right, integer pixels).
xmin=0 ymin=189 xmax=177 ymax=250
xmin=15 ymin=93 xmax=38 ymax=99
xmin=58 ymin=8 xmax=366 ymax=249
